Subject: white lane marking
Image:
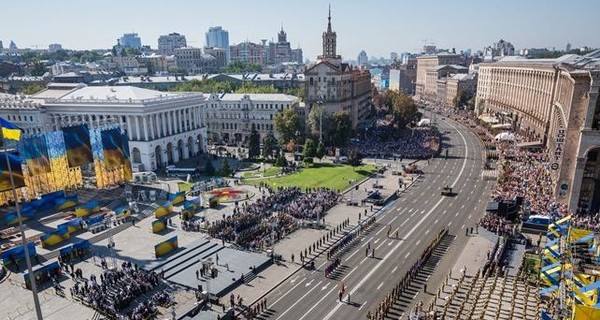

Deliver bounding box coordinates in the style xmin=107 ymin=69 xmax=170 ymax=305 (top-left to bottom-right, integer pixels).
xmin=290 ymin=276 xmax=299 ymax=283
xmin=415 ymin=240 xmax=421 ymax=246
xmin=389 ymin=215 xmax=399 ymax=224
xmin=305 ymin=279 xmax=314 ymax=287
xmin=425 ymin=229 xmax=430 ymax=235
xmin=374 ymin=239 xmax=380 ymax=244
xmin=297 ymin=267 xmax=359 ymax=320
xmin=468 ymin=214 xmax=472 ymax=219
xmin=455 ymin=212 xmax=459 ymax=217
xmin=360 ymin=257 xmax=367 ymax=265
xmin=388 ymin=240 xmax=394 ymax=246
xmin=359 ymin=302 xmax=366 ymax=310
xmin=448 ymin=222 xmax=453 ymax=227
xmin=277 ymin=280 xmax=323 ymax=320
xmin=434 ymin=219 xmax=439 ymax=224
xmin=442 ymin=210 xmax=447 ymax=214
xmin=377 ymin=282 xmax=384 ymax=290
xmin=424 ymin=200 xmax=429 ymax=205
xmin=392 ymin=266 xmax=398 ymax=273
xmin=322 ymin=118 xmax=471 ymax=320
xmin=461 ymin=204 xmax=465 ymax=209
xmin=461 ymin=224 xmax=465 ymax=229
xmin=269 ymin=277 xmax=306 ymax=310
xmin=322 ymin=283 xmax=330 ymax=291
xmin=405 ymin=252 xmax=411 ymax=258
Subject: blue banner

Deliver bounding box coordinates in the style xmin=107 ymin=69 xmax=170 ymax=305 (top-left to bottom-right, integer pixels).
xmin=62 ymin=125 xmax=93 ymax=167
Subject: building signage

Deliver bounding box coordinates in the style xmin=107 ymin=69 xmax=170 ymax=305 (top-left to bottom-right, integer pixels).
xmin=554 ymin=128 xmax=565 ymax=161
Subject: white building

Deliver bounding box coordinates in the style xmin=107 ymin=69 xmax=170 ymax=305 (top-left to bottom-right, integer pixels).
xmin=0 ymin=86 xmax=207 ymax=172
xmin=158 ymin=33 xmax=187 ymax=55
xmin=202 ymin=93 xmax=302 ymax=145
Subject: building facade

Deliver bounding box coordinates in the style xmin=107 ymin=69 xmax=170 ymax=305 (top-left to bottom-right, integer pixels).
xmin=389 ymin=58 xmax=417 ymax=94
xmin=476 ymin=51 xmax=600 ymax=213
xmin=229 ymin=42 xmax=266 ymax=65
xmin=304 ymin=8 xmax=372 ymax=129
xmin=158 ymin=32 xmax=187 ymax=55
xmin=415 ymin=53 xmax=464 ymax=100
xmin=357 ymin=50 xmax=368 ymax=66
xmin=205 ymin=26 xmax=230 ymax=64
xmin=119 ymin=33 xmax=142 ymax=50
xmin=0 ymin=86 xmax=208 ymax=172
xmin=202 ymin=93 xmax=301 ymax=145
xmin=174 ymin=47 xmax=218 ymax=74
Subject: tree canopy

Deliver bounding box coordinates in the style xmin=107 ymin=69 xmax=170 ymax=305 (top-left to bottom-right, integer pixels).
xmin=274 ymin=108 xmax=302 ymax=144
xmin=330 ymin=111 xmax=352 ymax=147
xmin=248 ymin=123 xmax=260 ymax=159
xmin=261 ymin=131 xmax=278 ymax=159
xmin=21 ymin=83 xmax=45 ymax=95
xmin=222 ymin=61 xmax=262 ymax=73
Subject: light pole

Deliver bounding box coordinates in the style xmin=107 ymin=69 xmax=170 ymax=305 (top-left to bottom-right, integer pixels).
xmin=317 ymin=93 xmax=324 ymax=144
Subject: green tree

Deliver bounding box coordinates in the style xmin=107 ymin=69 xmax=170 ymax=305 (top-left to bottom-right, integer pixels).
xmin=331 ymin=111 xmax=352 ymax=146
xmin=348 ymin=150 xmax=364 ymax=167
xmin=303 ymin=138 xmax=316 ymax=160
xmin=391 ymin=92 xmax=418 ymax=130
xmin=204 ymin=160 xmax=216 ymax=176
xmin=316 ymin=141 xmax=325 ymax=162
xmin=223 ymin=61 xmax=262 ymax=73
xmin=274 ymin=108 xmax=301 ymax=144
xmin=21 ymin=83 xmax=45 ymax=95
xmin=219 ymin=159 xmax=232 ymax=177
xmin=30 ymin=61 xmax=46 ymax=76
xmin=235 ymin=82 xmax=279 ymax=94
xmin=275 ymin=154 xmax=287 ymax=167
xmin=248 ymin=123 xmax=260 ymax=159
xmin=262 ymin=131 xmax=278 ymax=159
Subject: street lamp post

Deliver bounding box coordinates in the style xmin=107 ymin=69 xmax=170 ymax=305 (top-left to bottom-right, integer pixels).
xmin=317 ymin=93 xmax=324 ymax=144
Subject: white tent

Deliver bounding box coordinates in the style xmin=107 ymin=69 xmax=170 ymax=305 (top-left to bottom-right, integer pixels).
xmin=494 ymin=132 xmax=516 ymax=141
xmin=417 ymin=118 xmax=431 ymax=127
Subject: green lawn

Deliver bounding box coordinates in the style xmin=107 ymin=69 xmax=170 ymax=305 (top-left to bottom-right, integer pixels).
xmin=243 ymin=167 xmax=282 ymax=178
xmin=246 ymin=163 xmax=376 ymax=191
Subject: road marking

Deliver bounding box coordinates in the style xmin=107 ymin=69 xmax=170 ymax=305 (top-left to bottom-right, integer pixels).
xmin=389 ymin=215 xmax=399 ymax=224
xmin=468 ymin=214 xmax=472 ymax=219
xmin=268 ymin=278 xmax=306 ymax=310
xmin=448 ymin=222 xmax=453 ymax=227
xmin=434 ymin=219 xmax=439 ymax=224
xmin=425 ymin=229 xmax=430 ymax=235
xmin=392 ymin=266 xmax=398 ymax=273
xmin=461 ymin=224 xmax=465 ymax=229
xmin=305 ymin=279 xmax=314 ymax=287
xmin=377 ymin=282 xmax=384 ymax=290
xmin=424 ymin=200 xmax=429 ymax=205
xmin=415 ymin=240 xmax=421 ymax=246
xmin=374 ymin=239 xmax=380 ymax=244
xmin=359 ymin=302 xmax=366 ymax=310
xmin=388 ymin=240 xmax=394 ymax=246
xmin=321 ymin=283 xmax=330 ymax=291
xmin=396 ymin=208 xmax=401 ymax=211
xmin=277 ymin=280 xmax=323 ymax=320
xmin=297 ymin=267 xmax=359 ymax=320
xmin=290 ymin=276 xmax=299 ymax=283
xmin=322 ymin=118 xmax=471 ymax=320
xmin=461 ymin=204 xmax=465 ymax=209
xmin=405 ymin=252 xmax=411 ymax=258
xmin=442 ymin=209 xmax=447 ymax=214
xmin=400 ymin=219 xmax=410 ymax=227
xmin=360 ymin=257 xmax=367 ymax=265
xmin=455 ymin=212 xmax=459 ymax=217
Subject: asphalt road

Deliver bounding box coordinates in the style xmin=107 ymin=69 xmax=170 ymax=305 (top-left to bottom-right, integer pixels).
xmin=256 ymin=117 xmax=493 ymax=320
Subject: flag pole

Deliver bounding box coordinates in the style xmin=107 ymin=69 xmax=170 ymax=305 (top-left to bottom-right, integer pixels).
xmin=4 ymin=150 xmax=44 ymax=320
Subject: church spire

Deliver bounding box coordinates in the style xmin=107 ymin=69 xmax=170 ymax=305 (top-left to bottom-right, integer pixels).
xmin=327 ymin=4 xmax=332 ymax=33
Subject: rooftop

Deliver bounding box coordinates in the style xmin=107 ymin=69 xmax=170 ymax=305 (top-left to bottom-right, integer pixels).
xmin=56 ymin=86 xmax=181 ymax=102
xmin=205 ymin=93 xmax=299 ymax=102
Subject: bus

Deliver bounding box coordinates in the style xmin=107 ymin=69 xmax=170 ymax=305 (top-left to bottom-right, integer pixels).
xmin=166 ymin=166 xmax=198 ymax=178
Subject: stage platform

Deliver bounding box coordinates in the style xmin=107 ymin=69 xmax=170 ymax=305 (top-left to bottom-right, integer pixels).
xmin=143 ymin=239 xmax=272 ymax=297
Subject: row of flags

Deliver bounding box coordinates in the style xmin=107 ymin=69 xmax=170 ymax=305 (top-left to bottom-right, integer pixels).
xmin=0 ymin=118 xmax=132 ymax=194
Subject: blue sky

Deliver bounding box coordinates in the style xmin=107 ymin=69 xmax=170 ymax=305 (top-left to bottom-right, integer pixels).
xmin=1 ymin=0 xmax=599 ymax=59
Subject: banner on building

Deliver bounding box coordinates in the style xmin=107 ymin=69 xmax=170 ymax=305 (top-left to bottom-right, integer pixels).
xmin=0 ymin=151 xmax=25 ymax=192
xmin=62 ymin=125 xmax=93 ymax=167
xmin=101 ymin=128 xmax=124 ymax=169
xmin=121 ymin=132 xmax=133 ymax=181
xmin=20 ymin=135 xmax=51 ymax=176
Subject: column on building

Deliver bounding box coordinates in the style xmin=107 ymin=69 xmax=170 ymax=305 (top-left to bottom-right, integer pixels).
xmin=126 ymin=116 xmax=133 ymax=140
xmin=142 ymin=115 xmax=149 ymax=141
xmin=135 ymin=116 xmax=141 ymax=141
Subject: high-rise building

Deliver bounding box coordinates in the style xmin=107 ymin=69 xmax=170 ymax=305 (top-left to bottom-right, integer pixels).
xmin=158 ymin=32 xmax=187 ymax=55
xmin=415 ymin=52 xmax=465 ymax=99
xmin=390 ymin=52 xmax=399 ymax=62
xmin=291 ymin=48 xmax=303 ymax=64
xmin=357 ymin=50 xmax=368 ymax=66
xmin=119 ymin=33 xmax=142 ymax=50
xmin=229 ymin=42 xmax=265 ymax=65
xmin=0 ymin=40 xmax=4 ymax=52
xmin=205 ymin=26 xmax=230 ymax=64
xmin=566 ymin=42 xmax=572 ymax=52
xmin=9 ymin=40 xmax=17 ymax=50
xmin=304 ymin=6 xmax=371 ymax=129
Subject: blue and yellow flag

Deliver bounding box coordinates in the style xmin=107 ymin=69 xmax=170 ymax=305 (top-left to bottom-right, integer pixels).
xmin=21 ymin=135 xmax=51 ymax=176
xmin=100 ymin=128 xmax=124 ymax=169
xmin=0 ymin=118 xmax=22 ymax=141
xmin=62 ymin=125 xmax=93 ymax=168
xmin=0 ymin=151 xmax=25 ymax=192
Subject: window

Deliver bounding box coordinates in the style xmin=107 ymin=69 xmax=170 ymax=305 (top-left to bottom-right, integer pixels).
xmin=310 ymin=77 xmax=313 ymax=84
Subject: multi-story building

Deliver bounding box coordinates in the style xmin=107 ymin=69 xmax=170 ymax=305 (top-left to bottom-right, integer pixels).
xmin=476 ymin=51 xmax=600 ymax=212
xmin=0 ymin=85 xmax=208 ymax=172
xmin=483 ymin=39 xmax=515 ymax=59
xmin=389 ymin=57 xmax=417 ymax=94
xmin=268 ymin=28 xmax=292 ymax=64
xmin=105 ymin=56 xmax=148 ymax=75
xmin=119 ymin=33 xmax=142 ymax=50
xmin=357 ymin=50 xmax=368 ymax=66
xmin=229 ymin=42 xmax=266 ymax=65
xmin=438 ymin=73 xmax=477 ymax=107
xmin=415 ymin=52 xmax=464 ymax=100
xmin=291 ymin=48 xmax=303 ymax=64
xmin=157 ymin=32 xmax=187 ymax=55
xmin=203 ymin=47 xmax=227 ymax=70
xmin=174 ymin=47 xmax=218 ymax=74
xmin=304 ymin=8 xmax=372 ymax=129
xmin=139 ymin=53 xmax=171 ymax=74
xmin=205 ymin=26 xmax=230 ymax=64
xmin=202 ymin=93 xmax=301 ymax=145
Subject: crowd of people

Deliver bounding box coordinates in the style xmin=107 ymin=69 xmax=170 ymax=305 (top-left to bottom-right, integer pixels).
xmin=71 ymin=261 xmax=162 ymax=319
xmin=347 ymin=127 xmax=440 ymax=159
xmin=207 ymin=186 xmax=340 ymax=250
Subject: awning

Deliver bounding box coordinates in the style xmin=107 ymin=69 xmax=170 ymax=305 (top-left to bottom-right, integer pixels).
xmin=491 ymin=123 xmax=512 ymax=129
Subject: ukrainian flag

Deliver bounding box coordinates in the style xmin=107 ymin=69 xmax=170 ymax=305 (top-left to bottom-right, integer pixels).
xmin=0 ymin=118 xmax=22 ymax=141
